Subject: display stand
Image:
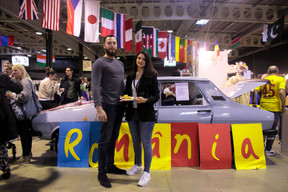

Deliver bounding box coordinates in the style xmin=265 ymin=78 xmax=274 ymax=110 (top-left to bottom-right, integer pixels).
xmin=281 ymin=109 xmax=288 ymax=156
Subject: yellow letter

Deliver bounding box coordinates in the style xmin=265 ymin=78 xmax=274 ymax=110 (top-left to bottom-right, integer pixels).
xmin=65 ymin=129 xmax=82 ymax=161
xmin=212 ymin=134 xmax=220 ymax=161
xmin=89 ymin=143 xmax=98 ymax=168
xmin=174 ymin=134 xmax=191 ymax=159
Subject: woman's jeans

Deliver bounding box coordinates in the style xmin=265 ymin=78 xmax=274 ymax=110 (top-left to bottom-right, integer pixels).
xmin=128 ymin=110 xmax=155 ymax=173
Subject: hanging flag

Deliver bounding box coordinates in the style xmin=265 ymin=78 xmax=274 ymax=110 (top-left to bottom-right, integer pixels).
xmin=158 ymin=31 xmax=168 ymax=59
xmin=231 ymin=35 xmax=240 ymax=48
xmin=142 ymin=26 xmax=153 ymax=56
xmin=0 ymin=36 xmax=14 ymax=46
xmin=113 ymin=13 xmax=125 ymax=48
xmin=171 ymin=35 xmax=175 ymax=61
xmin=125 ymin=17 xmax=133 ymax=52
xmin=135 ymin=21 xmax=142 ymax=54
xmin=152 ymin=28 xmax=158 ymax=58
xmin=42 ymin=0 xmax=61 ymax=31
xmin=214 ymin=40 xmax=220 ymax=56
xmin=101 ymin=8 xmax=114 ymax=37
xmin=263 ymin=16 xmax=284 ymax=42
xmin=36 ymin=54 xmax=55 ymax=67
xmin=18 ymin=0 xmax=39 ymax=20
xmin=184 ymin=39 xmax=188 ymax=63
xmin=66 ymin=0 xmax=83 ymax=37
xmin=175 ymin=36 xmax=180 ymax=62
xmin=179 ymin=38 xmax=185 ymax=63
xmin=84 ymin=0 xmax=100 ymax=43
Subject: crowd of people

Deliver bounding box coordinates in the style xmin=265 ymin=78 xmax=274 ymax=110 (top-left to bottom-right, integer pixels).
xmin=0 ymin=35 xmax=286 ymax=189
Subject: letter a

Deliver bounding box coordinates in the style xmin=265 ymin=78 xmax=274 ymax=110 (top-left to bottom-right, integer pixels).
xmin=241 ymin=138 xmax=259 ymax=159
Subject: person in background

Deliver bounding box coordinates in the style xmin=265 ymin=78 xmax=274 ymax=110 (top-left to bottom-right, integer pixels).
xmin=91 ymin=35 xmax=126 ymax=188
xmin=79 ymin=77 xmax=89 ymax=101
xmin=253 ymin=65 xmax=286 ymax=156
xmin=84 ymin=77 xmax=91 ymax=100
xmin=59 ymin=67 xmax=83 ymax=105
xmin=6 ymin=65 xmax=34 ymax=163
xmin=38 ymin=67 xmax=59 ymax=110
xmin=0 ymin=72 xmax=22 ymax=179
xmin=163 ymin=84 xmax=175 ymax=97
xmin=3 ymin=62 xmax=13 ymax=77
xmin=124 ymin=50 xmax=159 ymax=187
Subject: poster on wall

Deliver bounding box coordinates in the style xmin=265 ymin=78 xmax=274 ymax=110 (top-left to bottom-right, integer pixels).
xmin=83 ymin=60 xmax=92 ymax=71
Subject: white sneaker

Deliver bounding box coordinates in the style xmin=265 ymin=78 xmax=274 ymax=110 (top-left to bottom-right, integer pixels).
xmin=266 ymin=150 xmax=275 ymax=156
xmin=127 ymin=165 xmax=143 ymax=176
xmin=138 ymin=171 xmax=151 ymax=187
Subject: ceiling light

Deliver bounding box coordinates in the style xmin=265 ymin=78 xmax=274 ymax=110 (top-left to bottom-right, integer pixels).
xmin=167 ymin=30 xmax=173 ymax=33
xmin=84 ymin=57 xmax=89 ymax=60
xmin=67 ymin=48 xmax=72 ymax=51
xmin=35 ymin=32 xmax=42 ymax=35
xmin=196 ymin=19 xmax=209 ymax=25
xmin=42 ymin=49 xmax=46 ymax=52
xmin=27 ymin=54 xmax=32 ymax=57
xmin=116 ymin=56 xmax=121 ymax=59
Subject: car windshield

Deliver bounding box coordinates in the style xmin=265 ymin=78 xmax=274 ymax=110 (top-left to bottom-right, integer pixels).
xmin=160 ymin=81 xmax=207 ymax=106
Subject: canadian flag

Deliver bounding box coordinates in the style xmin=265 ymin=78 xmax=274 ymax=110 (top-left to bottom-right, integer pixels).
xmin=158 ymin=31 xmax=168 ymax=59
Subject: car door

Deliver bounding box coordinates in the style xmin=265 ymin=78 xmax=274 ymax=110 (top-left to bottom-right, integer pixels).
xmin=155 ymin=80 xmax=213 ymax=123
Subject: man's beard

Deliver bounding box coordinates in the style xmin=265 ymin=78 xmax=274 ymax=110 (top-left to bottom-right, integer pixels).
xmin=105 ymin=49 xmax=116 ymax=57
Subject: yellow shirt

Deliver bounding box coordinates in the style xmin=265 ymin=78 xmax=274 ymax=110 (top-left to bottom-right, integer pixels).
xmin=255 ymin=75 xmax=285 ymax=112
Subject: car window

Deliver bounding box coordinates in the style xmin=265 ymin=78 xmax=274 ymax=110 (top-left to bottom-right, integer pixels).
xmin=160 ymin=81 xmax=206 ymax=106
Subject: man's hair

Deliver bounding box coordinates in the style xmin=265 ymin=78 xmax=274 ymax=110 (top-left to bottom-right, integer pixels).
xmin=267 ymin=65 xmax=279 ymax=74
xmin=104 ymin=35 xmax=116 ymax=43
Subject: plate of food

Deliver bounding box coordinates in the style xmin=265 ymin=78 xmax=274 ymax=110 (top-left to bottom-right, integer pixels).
xmin=120 ymin=95 xmax=134 ymax=101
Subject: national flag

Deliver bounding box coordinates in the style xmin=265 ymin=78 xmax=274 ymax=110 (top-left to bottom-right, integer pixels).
xmin=42 ymin=0 xmax=61 ymax=31
xmin=113 ymin=13 xmax=125 ymax=48
xmin=101 ymin=8 xmax=114 ymax=37
xmin=135 ymin=21 xmax=142 ymax=54
xmin=184 ymin=39 xmax=188 ymax=63
xmin=231 ymin=35 xmax=240 ymax=48
xmin=214 ymin=40 xmax=220 ymax=56
xmin=142 ymin=26 xmax=153 ymax=56
xmin=84 ymin=0 xmax=100 ymax=43
xmin=66 ymin=0 xmax=83 ymax=37
xmin=263 ymin=16 xmax=285 ymax=42
xmin=0 ymin=36 xmax=14 ymax=46
xmin=152 ymin=28 xmax=158 ymax=58
xmin=18 ymin=0 xmax=39 ymax=20
xmin=171 ymin=35 xmax=175 ymax=61
xmin=158 ymin=31 xmax=168 ymax=59
xmin=125 ymin=17 xmax=133 ymax=52
xmin=179 ymin=38 xmax=185 ymax=63
xmin=175 ymin=36 xmax=180 ymax=62
xmin=36 ymin=54 xmax=55 ymax=67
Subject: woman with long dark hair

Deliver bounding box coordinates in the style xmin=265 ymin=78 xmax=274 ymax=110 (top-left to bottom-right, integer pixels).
xmin=124 ymin=51 xmax=159 ymax=187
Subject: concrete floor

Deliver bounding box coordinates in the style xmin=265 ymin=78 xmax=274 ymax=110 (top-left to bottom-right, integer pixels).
xmin=1 ymin=138 xmax=288 ymax=192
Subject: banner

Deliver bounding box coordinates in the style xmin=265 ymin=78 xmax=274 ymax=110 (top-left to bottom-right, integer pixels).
xmin=171 ymin=123 xmax=199 ymax=167
xmin=232 ymin=123 xmax=266 ymax=170
xmin=175 ymin=36 xmax=180 ymax=62
xmin=0 ymin=36 xmax=14 ymax=46
xmin=142 ymin=26 xmax=153 ymax=56
xmin=101 ymin=8 xmax=114 ymax=37
xmin=42 ymin=0 xmax=61 ymax=31
xmin=114 ymin=13 xmax=125 ymax=48
xmin=84 ymin=0 xmax=100 ymax=43
xmin=198 ymin=124 xmax=231 ymax=170
xmin=125 ymin=17 xmax=133 ymax=52
xmin=179 ymin=38 xmax=185 ymax=63
xmin=152 ymin=28 xmax=158 ymax=58
xmin=135 ymin=21 xmax=142 ymax=54
xmin=158 ymin=31 xmax=167 ymax=59
xmin=66 ymin=0 xmax=83 ymax=37
xmin=18 ymin=0 xmax=39 ymax=20
xmin=263 ymin=16 xmax=284 ymax=42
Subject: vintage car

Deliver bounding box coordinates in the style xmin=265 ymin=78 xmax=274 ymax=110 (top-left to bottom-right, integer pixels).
xmin=32 ymin=76 xmax=274 ymax=150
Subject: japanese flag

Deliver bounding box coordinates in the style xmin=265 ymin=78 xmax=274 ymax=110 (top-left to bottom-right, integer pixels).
xmin=84 ymin=0 xmax=100 ymax=43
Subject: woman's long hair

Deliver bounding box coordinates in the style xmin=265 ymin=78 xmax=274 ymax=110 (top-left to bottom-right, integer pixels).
xmin=133 ymin=50 xmax=158 ymax=76
xmin=13 ymin=64 xmax=32 ymax=81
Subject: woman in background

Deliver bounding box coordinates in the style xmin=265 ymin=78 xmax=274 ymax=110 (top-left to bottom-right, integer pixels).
xmin=124 ymin=51 xmax=159 ymax=187
xmin=39 ymin=67 xmax=59 ymax=110
xmin=6 ymin=65 xmax=34 ymax=163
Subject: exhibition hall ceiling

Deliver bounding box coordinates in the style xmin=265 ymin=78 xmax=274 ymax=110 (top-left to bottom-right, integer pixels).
xmin=0 ymin=0 xmax=288 ymax=62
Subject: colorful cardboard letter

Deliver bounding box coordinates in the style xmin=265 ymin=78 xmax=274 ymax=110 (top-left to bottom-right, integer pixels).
xmin=232 ymin=123 xmax=266 ymax=170
xmin=198 ymin=124 xmax=232 ymax=169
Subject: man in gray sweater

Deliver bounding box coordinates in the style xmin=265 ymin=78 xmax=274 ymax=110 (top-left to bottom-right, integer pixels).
xmin=91 ymin=35 xmax=126 ymax=188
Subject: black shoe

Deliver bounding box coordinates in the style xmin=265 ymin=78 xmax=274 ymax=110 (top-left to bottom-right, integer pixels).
xmin=2 ymin=171 xmax=10 ymax=180
xmin=98 ymin=173 xmax=111 ymax=188
xmin=106 ymin=165 xmax=127 ymax=175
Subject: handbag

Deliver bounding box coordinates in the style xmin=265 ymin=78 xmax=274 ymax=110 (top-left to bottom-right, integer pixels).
xmin=11 ymin=80 xmax=42 ymax=120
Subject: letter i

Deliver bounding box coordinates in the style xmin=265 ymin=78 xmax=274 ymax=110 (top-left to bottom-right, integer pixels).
xmin=211 ymin=134 xmax=220 ymax=161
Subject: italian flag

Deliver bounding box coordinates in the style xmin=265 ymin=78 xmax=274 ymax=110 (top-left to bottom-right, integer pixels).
xmin=37 ymin=54 xmax=55 ymax=67
xmin=101 ymin=8 xmax=114 ymax=37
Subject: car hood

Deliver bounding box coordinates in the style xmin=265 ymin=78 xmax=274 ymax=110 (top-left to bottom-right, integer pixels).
xmin=222 ymin=79 xmax=269 ymax=98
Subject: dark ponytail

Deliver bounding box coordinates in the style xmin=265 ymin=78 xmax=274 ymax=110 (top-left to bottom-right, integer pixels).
xmin=45 ymin=67 xmax=56 ymax=77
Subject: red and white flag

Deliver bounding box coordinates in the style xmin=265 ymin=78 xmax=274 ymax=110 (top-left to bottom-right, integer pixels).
xmin=42 ymin=0 xmax=61 ymax=31
xmin=125 ymin=17 xmax=133 ymax=52
xmin=84 ymin=0 xmax=100 ymax=43
xmin=114 ymin=13 xmax=125 ymax=48
xmin=66 ymin=0 xmax=83 ymax=37
xmin=135 ymin=21 xmax=142 ymax=54
xmin=158 ymin=31 xmax=167 ymax=59
xmin=18 ymin=0 xmax=39 ymax=20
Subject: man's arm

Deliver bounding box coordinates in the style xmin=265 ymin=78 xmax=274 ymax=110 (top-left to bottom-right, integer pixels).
xmin=280 ymin=89 xmax=286 ymax=113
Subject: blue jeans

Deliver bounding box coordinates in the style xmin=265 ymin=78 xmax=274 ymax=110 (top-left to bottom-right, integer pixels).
xmin=266 ymin=112 xmax=281 ymax=151
xmin=128 ymin=109 xmax=155 ymax=173
xmin=98 ymin=103 xmax=124 ymax=174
